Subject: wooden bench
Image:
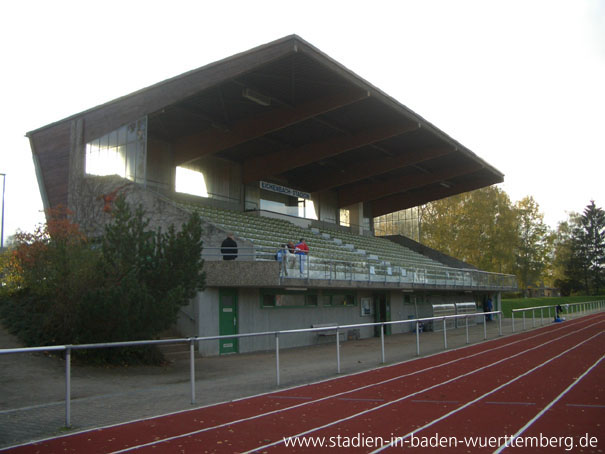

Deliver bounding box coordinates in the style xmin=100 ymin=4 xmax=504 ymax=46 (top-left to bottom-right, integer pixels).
xmin=312 ymin=323 xmax=345 ymax=341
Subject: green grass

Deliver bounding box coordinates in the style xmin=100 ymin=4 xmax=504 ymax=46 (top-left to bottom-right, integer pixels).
xmin=501 ymin=295 xmax=605 ymax=318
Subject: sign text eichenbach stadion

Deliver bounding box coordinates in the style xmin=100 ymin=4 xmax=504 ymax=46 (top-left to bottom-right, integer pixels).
xmin=260 ymin=181 xmax=310 ymax=200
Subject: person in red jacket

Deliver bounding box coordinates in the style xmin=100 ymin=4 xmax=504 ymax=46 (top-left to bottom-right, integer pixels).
xmin=295 ymin=238 xmax=309 ymax=274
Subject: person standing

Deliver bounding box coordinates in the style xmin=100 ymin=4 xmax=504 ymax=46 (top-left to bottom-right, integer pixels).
xmin=295 ymin=238 xmax=309 ymax=274
xmin=276 ymin=244 xmax=288 ymax=276
xmin=221 ymin=233 xmax=238 ymax=260
xmin=486 ymin=295 xmax=493 ymax=321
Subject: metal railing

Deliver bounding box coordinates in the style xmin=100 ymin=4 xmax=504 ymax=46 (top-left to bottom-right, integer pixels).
xmin=272 ymin=252 xmax=516 ymax=290
xmin=0 ymin=310 xmax=502 ymax=428
xmin=200 ymin=247 xmax=517 ymax=290
xmin=511 ymin=300 xmax=605 ymax=332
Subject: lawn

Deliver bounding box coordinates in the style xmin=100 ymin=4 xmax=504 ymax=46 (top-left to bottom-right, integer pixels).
xmin=501 ymin=295 xmax=605 ymax=318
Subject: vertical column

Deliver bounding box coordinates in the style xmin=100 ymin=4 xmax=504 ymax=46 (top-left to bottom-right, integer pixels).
xmin=275 ymin=333 xmax=280 ymax=386
xmin=65 ymin=347 xmax=71 ymax=428
xmin=336 ymin=329 xmax=341 ymax=374
xmin=380 ymin=324 xmax=385 ymax=364
xmin=190 ymin=339 xmax=196 ymax=405
xmin=416 ymin=321 xmax=420 ymax=356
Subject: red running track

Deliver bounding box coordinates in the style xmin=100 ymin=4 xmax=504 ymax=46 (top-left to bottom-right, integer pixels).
xmin=3 ymin=314 xmax=604 ymax=454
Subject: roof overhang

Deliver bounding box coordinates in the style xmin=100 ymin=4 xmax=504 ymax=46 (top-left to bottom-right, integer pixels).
xmin=26 ymin=35 xmax=503 ymax=215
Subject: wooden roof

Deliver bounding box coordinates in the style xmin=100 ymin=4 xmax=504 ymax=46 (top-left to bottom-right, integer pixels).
xmin=27 ymin=35 xmax=503 ymax=216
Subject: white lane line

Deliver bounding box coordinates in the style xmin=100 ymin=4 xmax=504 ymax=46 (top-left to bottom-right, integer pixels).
xmin=411 ymin=400 xmax=460 ymax=404
xmin=369 ymin=331 xmax=603 ymax=454
xmin=565 ymin=403 xmax=605 ymax=408
xmin=494 ymin=353 xmax=605 ymax=454
xmin=10 ymin=315 xmax=597 ymax=451
xmin=267 ymin=396 xmax=312 ymax=400
xmin=242 ymin=329 xmax=603 ymax=454
xmin=115 ymin=321 xmax=602 ymax=454
xmin=484 ymin=401 xmax=536 ymax=406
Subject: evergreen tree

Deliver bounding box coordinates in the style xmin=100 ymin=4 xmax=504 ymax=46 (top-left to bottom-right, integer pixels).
xmin=576 ymin=201 xmax=605 ymax=294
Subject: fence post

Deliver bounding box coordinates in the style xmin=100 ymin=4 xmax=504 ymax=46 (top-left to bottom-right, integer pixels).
xmin=275 ymin=333 xmax=280 ymax=387
xmin=380 ymin=324 xmax=385 ymax=364
xmin=443 ymin=318 xmax=448 ymax=349
xmin=189 ymin=339 xmax=196 ymax=405
xmin=483 ymin=315 xmax=487 ymax=340
xmin=540 ymin=307 xmax=543 ymax=325
xmin=65 ymin=346 xmax=71 ymax=428
xmin=512 ymin=311 xmax=515 ymax=333
xmin=465 ymin=316 xmax=469 ymax=344
xmin=532 ymin=309 xmax=536 ymax=328
xmin=498 ymin=312 xmax=502 ymax=336
xmin=523 ymin=311 xmax=526 ymax=330
xmin=336 ymin=328 xmax=341 ymax=374
xmin=416 ymin=321 xmax=420 ymax=356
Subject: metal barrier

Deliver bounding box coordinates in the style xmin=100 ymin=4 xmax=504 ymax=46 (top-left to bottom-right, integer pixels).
xmin=0 ymin=310 xmax=503 ymax=428
xmin=202 ymin=244 xmax=517 ymax=290
xmin=511 ymin=300 xmax=605 ymax=332
xmin=270 ymin=251 xmax=517 ymax=290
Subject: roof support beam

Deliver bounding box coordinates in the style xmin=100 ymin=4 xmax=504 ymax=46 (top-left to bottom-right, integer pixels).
xmin=338 ymin=162 xmax=484 ymax=207
xmin=174 ymin=89 xmax=369 ymax=165
xmin=242 ymin=122 xmax=419 ymax=184
xmin=371 ymin=174 xmax=502 ymax=217
xmin=305 ymin=146 xmax=452 ymax=193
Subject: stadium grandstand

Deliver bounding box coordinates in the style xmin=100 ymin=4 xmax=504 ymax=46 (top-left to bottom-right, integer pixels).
xmin=26 ymin=35 xmax=517 ymax=355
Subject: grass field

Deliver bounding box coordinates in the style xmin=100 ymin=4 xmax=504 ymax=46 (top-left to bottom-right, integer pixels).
xmin=501 ymin=295 xmax=605 ymax=317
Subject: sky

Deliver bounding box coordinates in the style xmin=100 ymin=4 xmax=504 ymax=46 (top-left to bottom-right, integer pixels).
xmin=1 ymin=0 xmax=604 ymax=244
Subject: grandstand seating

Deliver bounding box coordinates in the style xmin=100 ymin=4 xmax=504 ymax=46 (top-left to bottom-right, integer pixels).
xmin=173 ymin=199 xmax=485 ymax=286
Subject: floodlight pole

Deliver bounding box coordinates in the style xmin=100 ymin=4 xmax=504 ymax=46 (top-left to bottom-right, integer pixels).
xmin=0 ymin=173 xmax=5 ymax=249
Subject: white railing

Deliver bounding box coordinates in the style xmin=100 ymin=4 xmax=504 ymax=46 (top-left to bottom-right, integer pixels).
xmin=202 ymin=246 xmax=518 ymax=290
xmin=1 ymin=310 xmax=504 ymax=428
xmin=511 ymin=300 xmax=605 ymax=332
xmin=285 ymin=256 xmax=517 ymax=290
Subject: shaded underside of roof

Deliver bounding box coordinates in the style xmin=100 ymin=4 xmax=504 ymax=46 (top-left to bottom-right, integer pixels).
xmin=27 ymin=34 xmax=503 ymax=215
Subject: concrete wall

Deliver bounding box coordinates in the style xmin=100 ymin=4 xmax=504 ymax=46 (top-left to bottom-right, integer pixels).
xmin=147 ymin=137 xmax=174 ymax=191
xmin=192 ymin=288 xmax=484 ymax=356
xmin=196 ymin=288 xmax=221 ymax=355
xmin=71 ymin=176 xmax=255 ymax=262
xmin=316 ymin=190 xmax=338 ymax=224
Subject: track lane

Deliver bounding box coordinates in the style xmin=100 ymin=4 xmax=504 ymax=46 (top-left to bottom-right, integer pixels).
xmin=4 ymin=315 xmax=602 ymax=454
xmin=252 ymin=323 xmax=603 ymax=454
xmin=125 ymin=318 xmax=604 ymax=453
xmin=372 ymin=330 xmax=604 ymax=452
xmin=498 ymin=356 xmax=605 ymax=453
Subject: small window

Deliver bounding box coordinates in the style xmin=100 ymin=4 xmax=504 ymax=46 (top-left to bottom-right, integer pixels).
xmin=326 ymin=294 xmax=355 ymax=306
xmin=262 ymin=294 xmax=276 ymax=307
xmin=305 ymin=295 xmax=318 ymax=306
xmin=260 ymin=290 xmax=319 ymax=308
xmin=276 ymin=294 xmax=305 ymax=307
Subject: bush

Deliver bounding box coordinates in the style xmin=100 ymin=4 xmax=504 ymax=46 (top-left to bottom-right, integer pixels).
xmin=0 ymin=198 xmax=205 ymax=364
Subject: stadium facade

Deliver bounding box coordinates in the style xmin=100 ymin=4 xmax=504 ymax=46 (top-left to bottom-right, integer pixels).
xmin=27 ymin=35 xmax=517 ymax=355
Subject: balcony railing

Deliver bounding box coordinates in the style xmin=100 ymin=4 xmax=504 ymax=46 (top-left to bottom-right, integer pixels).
xmin=202 ymin=247 xmax=518 ymax=291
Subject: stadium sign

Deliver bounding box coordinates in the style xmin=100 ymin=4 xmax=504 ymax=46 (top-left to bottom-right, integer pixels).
xmin=260 ymin=181 xmax=310 ymax=199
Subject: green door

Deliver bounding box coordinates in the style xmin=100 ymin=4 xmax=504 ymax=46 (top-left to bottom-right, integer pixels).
xmin=219 ymin=289 xmax=238 ymax=354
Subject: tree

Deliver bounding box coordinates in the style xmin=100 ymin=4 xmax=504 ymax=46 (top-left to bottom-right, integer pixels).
xmin=514 ymin=197 xmax=550 ymax=296
xmin=575 ymin=201 xmax=605 ymax=294
xmin=0 ymin=198 xmax=206 ymax=363
xmin=553 ymin=202 xmax=605 ymax=296
xmin=421 ymin=186 xmax=518 ymax=275
xmin=552 ymin=214 xmax=583 ymax=296
xmin=79 ymin=196 xmax=206 ymax=347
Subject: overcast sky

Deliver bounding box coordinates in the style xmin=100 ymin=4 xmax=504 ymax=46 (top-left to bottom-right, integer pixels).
xmin=1 ymin=0 xmax=603 ymax=243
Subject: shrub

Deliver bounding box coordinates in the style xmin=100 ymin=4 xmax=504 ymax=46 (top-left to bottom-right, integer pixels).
xmin=0 ymin=198 xmax=205 ymax=364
